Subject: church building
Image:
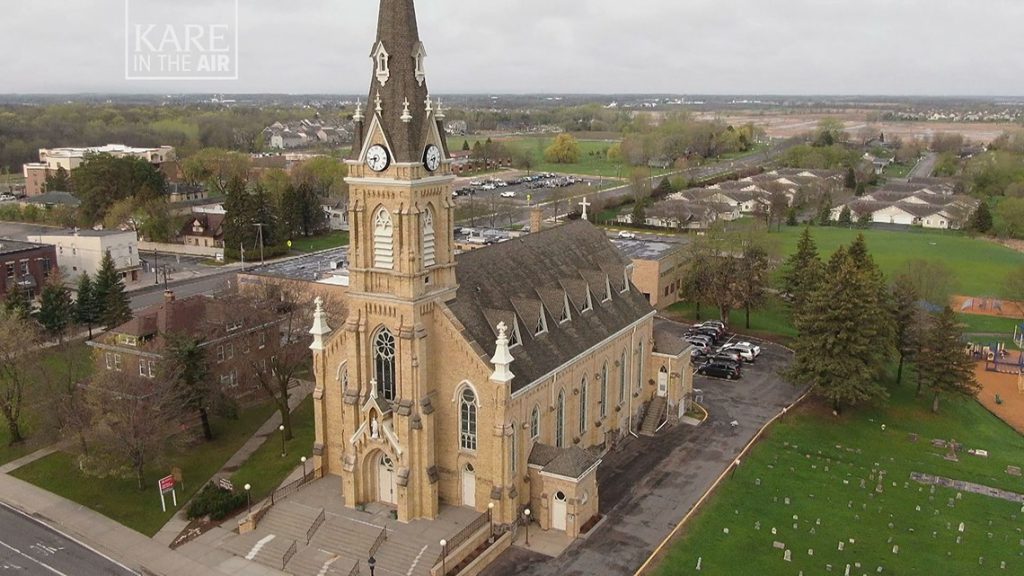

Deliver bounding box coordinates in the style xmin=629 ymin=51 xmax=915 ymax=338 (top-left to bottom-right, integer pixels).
xmin=310 ymin=0 xmax=693 ymax=539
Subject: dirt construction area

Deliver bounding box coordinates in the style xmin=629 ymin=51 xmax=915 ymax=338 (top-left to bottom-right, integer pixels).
xmin=974 ymin=350 xmax=1024 ymax=434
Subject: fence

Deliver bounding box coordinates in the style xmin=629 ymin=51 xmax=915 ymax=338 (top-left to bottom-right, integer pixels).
xmin=347 ymin=561 xmax=360 ymax=576
xmin=368 ymin=525 xmax=388 ymax=557
xmin=307 ymin=508 xmax=326 ymax=544
xmin=282 ymin=541 xmax=297 ymax=570
xmin=433 ymin=511 xmax=490 ymax=573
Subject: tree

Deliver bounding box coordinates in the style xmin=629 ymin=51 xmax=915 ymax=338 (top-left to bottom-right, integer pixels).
xmin=543 ymin=134 xmax=581 ymax=164
xmin=94 ymin=251 xmax=131 ymax=329
xmin=994 ymin=197 xmax=1024 ymax=239
xmin=4 ymin=286 xmax=30 ymax=320
xmin=901 ymin=259 xmax=958 ymax=308
xmin=817 ymin=194 xmax=833 ymax=226
xmin=72 ymin=154 xmax=165 ymax=226
xmin=814 ymin=118 xmax=848 ymax=147
xmin=917 ymin=307 xmax=979 ymax=413
xmin=45 ymin=166 xmax=72 ymax=192
xmin=786 ymin=247 xmax=890 ymax=413
xmin=0 ymin=310 xmax=39 ymax=445
xmin=838 ymin=206 xmax=853 ymax=226
xmin=164 ymin=335 xmax=216 ymax=441
xmin=781 ymin=228 xmax=823 ymax=315
xmin=74 ymin=272 xmax=100 ymax=339
xmin=79 ymin=371 xmax=180 ymax=489
xmin=844 ymin=166 xmax=857 ymax=190
xmin=736 ymin=244 xmax=771 ymax=329
xmin=181 ymin=148 xmax=251 ymax=193
xmin=629 ymin=167 xmax=652 ymax=224
xmin=654 ymin=177 xmax=674 ymax=198
xmin=785 ymin=208 xmax=798 ymax=227
xmin=857 ymin=210 xmax=872 ymax=228
xmin=38 ymin=275 xmax=74 ymax=341
xmin=890 ymin=274 xmax=920 ymax=386
xmin=968 ymin=202 xmax=993 ymax=234
xmin=461 ymin=140 xmax=470 ymax=151
xmin=222 ymin=176 xmax=258 ymax=258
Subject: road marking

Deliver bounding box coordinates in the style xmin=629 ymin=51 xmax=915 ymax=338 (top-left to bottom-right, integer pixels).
xmin=0 ymin=540 xmax=69 ymax=576
xmin=245 ymin=535 xmax=276 ymax=560
xmin=0 ymin=502 xmax=138 ymax=575
xmin=406 ymin=544 xmax=429 ymax=576
xmin=316 ymin=554 xmax=341 ymax=576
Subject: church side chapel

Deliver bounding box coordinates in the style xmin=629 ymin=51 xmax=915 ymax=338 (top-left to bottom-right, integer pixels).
xmin=309 ymin=0 xmax=693 ymax=539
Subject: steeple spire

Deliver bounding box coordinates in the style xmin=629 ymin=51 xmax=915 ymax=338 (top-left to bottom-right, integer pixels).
xmin=358 ymin=0 xmax=434 ymax=164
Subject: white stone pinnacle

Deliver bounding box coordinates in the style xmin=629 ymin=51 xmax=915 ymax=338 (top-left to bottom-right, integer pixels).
xmin=490 ymin=321 xmax=515 ymax=383
xmin=401 ymin=99 xmax=412 ymax=123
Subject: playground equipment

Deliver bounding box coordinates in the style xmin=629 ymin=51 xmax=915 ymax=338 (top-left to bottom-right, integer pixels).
xmin=962 ymin=297 xmax=1006 ymax=315
xmin=1014 ymin=323 xmax=1024 ymax=348
xmin=968 ymin=341 xmax=1024 ymax=375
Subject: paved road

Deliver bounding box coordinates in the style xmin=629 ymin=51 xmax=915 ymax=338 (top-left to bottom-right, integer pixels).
xmin=129 ymin=269 xmax=238 ymax=310
xmin=0 ymin=504 xmax=137 ymax=575
xmin=481 ymin=334 xmax=806 ymax=576
xmin=907 ymin=152 xmax=939 ymax=180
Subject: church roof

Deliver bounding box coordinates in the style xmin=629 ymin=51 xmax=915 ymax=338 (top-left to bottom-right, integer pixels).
xmin=447 ymin=221 xmax=655 ymax=393
xmin=528 ymin=443 xmax=601 ymax=480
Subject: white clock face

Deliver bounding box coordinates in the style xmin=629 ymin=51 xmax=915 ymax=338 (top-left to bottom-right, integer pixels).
xmin=366 ymin=145 xmax=390 ymax=172
xmin=424 ymin=145 xmax=441 ymax=172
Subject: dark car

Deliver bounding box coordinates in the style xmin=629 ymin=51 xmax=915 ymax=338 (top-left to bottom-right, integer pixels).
xmin=685 ymin=336 xmax=714 ymax=349
xmin=696 ymin=361 xmax=741 ymax=380
xmin=690 ymin=327 xmax=721 ymax=343
xmin=709 ymin=355 xmax=743 ymax=370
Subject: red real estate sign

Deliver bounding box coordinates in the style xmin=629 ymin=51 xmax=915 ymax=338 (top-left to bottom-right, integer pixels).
xmin=159 ymin=475 xmax=176 ymax=493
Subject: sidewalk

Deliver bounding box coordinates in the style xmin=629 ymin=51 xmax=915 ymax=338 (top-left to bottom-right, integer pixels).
xmin=152 ymin=380 xmax=316 ymax=547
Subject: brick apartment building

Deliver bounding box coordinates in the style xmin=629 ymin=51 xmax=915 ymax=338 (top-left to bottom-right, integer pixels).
xmin=0 ymin=239 xmax=58 ymax=300
xmin=22 ymin=144 xmax=176 ymax=197
xmin=88 ymin=291 xmax=284 ymax=405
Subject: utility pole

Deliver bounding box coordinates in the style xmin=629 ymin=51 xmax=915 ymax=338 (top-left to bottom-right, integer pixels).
xmin=153 ymin=250 xmax=159 ymax=285
xmin=254 ymin=223 xmax=265 ymax=264
xmin=240 ymin=243 xmax=245 ymax=265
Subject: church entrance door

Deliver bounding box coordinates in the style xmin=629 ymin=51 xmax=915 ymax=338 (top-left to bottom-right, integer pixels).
xmin=378 ymin=454 xmax=397 ymax=505
xmin=461 ymin=463 xmax=476 ymax=508
xmin=551 ymin=491 xmax=567 ymax=531
xmin=657 ymin=366 xmax=668 ymax=398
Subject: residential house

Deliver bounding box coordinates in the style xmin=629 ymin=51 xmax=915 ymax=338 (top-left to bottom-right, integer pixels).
xmin=180 ymin=213 xmax=225 ymax=248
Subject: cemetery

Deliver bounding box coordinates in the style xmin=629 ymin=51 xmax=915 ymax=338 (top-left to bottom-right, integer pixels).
xmin=653 ymin=384 xmax=1024 ymax=575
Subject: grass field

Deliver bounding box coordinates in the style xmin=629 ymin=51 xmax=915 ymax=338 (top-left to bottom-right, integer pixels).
xmin=229 ymin=398 xmax=315 ymax=504
xmin=495 ymin=136 xmax=633 ymax=179
xmin=292 ymin=232 xmax=350 ymax=253
xmin=654 ymin=378 xmax=1024 ymax=576
xmin=0 ymin=340 xmax=93 ymax=465
xmin=666 ymin=298 xmax=797 ymax=341
xmin=774 ymin=227 xmax=1024 ymax=299
xmin=957 ymin=314 xmax=1022 ymax=337
xmin=11 ymin=401 xmax=278 ymax=536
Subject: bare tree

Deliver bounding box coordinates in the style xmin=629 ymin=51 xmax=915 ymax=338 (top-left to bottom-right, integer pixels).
xmin=0 ymin=311 xmax=39 ymax=445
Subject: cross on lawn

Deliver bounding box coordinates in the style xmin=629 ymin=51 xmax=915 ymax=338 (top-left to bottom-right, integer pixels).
xmin=579 ymin=197 xmax=591 ymax=221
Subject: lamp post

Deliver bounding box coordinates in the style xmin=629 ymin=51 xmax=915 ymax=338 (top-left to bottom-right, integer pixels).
xmin=487 ymin=502 xmax=495 ymax=543
xmin=524 ymin=508 xmax=531 ymax=546
xmin=244 ymin=483 xmax=252 ymax=515
xmin=368 ymin=556 xmax=376 ymax=576
xmin=279 ymin=424 xmax=286 ymax=457
xmin=301 ymin=456 xmax=308 ymax=480
xmin=439 ymin=540 xmax=447 ymax=576
xmin=732 ymin=458 xmax=741 ymax=479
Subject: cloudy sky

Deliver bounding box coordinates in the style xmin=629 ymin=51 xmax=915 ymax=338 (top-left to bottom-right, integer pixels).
xmin=2 ymin=0 xmax=1022 ymax=95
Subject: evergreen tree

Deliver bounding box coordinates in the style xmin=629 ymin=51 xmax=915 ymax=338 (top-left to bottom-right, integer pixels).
xmin=785 ymin=208 xmax=798 ymax=227
xmin=781 ymin=227 xmax=823 ymax=315
xmin=818 ymin=194 xmax=833 ymax=226
xmin=251 ymin=183 xmax=277 ymax=247
xmin=164 ymin=335 xmax=216 ymax=441
xmin=786 ymin=247 xmax=890 ymax=413
xmin=94 ymin=251 xmax=131 ymax=329
xmin=838 ymin=206 xmax=853 ymax=226
xmin=857 ymin=210 xmax=873 ymax=229
xmin=855 ymin=182 xmax=866 ymax=197
xmin=968 ymin=202 xmax=993 ymax=234
xmin=890 ymin=274 xmax=920 ymax=386
xmin=736 ymin=243 xmax=771 ymax=329
xmin=654 ymin=177 xmax=674 ymax=197
xmin=74 ymin=272 xmax=99 ymax=339
xmin=917 ymin=307 xmax=979 ymax=413
xmin=462 ymin=140 xmax=470 ymax=151
xmin=45 ymin=166 xmax=72 ymax=192
xmin=3 ymin=285 xmax=30 ymax=320
xmin=279 ymin=184 xmax=302 ymax=239
xmin=844 ymin=166 xmax=857 ymax=189
xmin=848 ymin=234 xmax=895 ymax=355
xmin=222 ymin=176 xmax=257 ymax=259
xmin=38 ymin=276 xmax=73 ymax=340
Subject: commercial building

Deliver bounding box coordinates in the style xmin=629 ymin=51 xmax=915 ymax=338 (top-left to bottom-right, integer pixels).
xmin=22 ymin=144 xmax=176 ymax=196
xmin=0 ymin=240 xmax=58 ymax=300
xmin=27 ymin=229 xmax=141 ymax=283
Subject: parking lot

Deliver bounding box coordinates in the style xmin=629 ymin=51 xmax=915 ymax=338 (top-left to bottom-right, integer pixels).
xmin=452 ymin=172 xmax=605 ymax=209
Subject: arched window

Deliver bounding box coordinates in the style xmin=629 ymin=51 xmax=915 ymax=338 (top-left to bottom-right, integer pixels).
xmin=555 ymin=390 xmax=565 ymax=448
xmin=600 ymin=362 xmax=609 ymax=418
xmin=338 ymin=362 xmax=349 ymax=391
xmin=422 ymin=206 xmax=436 ymax=268
xmin=578 ymin=377 xmax=588 ymax=436
xmin=530 ymin=406 xmax=540 ymax=440
xmin=373 ymin=208 xmax=394 ymax=270
xmin=619 ymin=351 xmax=627 ymax=404
xmin=510 ymin=423 xmax=518 ymax=473
xmin=374 ymin=329 xmax=396 ymax=401
xmin=460 ymin=388 xmax=477 ymax=451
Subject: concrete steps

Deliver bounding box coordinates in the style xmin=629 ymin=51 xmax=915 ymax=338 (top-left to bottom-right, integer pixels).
xmin=373 ymin=537 xmax=436 ymax=576
xmin=260 ymin=501 xmax=326 ymax=544
xmin=640 ymin=396 xmax=667 ymax=436
xmin=285 ymin=547 xmax=354 ymax=576
xmin=219 ymin=531 xmax=297 ymax=571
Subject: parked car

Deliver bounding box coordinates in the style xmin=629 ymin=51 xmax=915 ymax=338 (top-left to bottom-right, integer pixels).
xmin=618 ymin=231 xmax=637 ymax=239
xmin=688 ymin=327 xmax=721 ymax=343
xmin=696 ymin=361 xmax=741 ymax=380
xmin=696 ymin=320 xmax=726 ymax=332
xmin=0 ymin=194 xmax=15 ymax=202
xmin=723 ymin=341 xmax=761 ymax=360
xmin=709 ymin=354 xmax=743 ymax=369
xmin=714 ymin=349 xmax=743 ymax=363
xmin=685 ymin=335 xmax=714 ymax=348
xmin=500 ymin=191 xmax=516 ymax=198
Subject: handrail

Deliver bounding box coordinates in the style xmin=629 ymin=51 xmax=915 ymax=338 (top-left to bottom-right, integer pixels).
xmin=368 ymin=524 xmax=388 ymax=557
xmin=432 ymin=511 xmax=490 ymax=573
xmin=250 ymin=466 xmax=322 ymax=530
xmin=282 ymin=540 xmax=297 ymax=570
xmin=347 ymin=561 xmax=360 ymax=576
xmin=307 ymin=508 xmax=326 ymax=544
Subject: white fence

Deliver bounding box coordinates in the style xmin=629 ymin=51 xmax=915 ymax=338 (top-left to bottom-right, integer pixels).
xmin=138 ymin=241 xmax=222 ymax=258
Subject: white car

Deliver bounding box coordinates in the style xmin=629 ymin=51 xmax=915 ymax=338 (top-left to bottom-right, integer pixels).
xmin=720 ymin=342 xmax=761 ymax=362
xmin=500 ymin=191 xmax=516 ymax=198
xmin=617 ymin=231 xmax=637 ymax=239
xmin=0 ymin=194 xmax=15 ymax=202
xmin=481 ymin=184 xmax=496 ymax=191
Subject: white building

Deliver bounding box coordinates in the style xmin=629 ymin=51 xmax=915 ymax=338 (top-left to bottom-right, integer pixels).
xmin=27 ymin=230 xmax=141 ymax=283
xmin=22 ymin=144 xmax=176 ymax=196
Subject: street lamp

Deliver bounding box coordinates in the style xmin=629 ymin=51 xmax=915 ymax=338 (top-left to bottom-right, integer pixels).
xmin=524 ymin=508 xmax=531 ymax=546
xmin=368 ymin=556 xmax=376 ymax=576
xmin=244 ymin=483 xmax=252 ymax=515
xmin=279 ymin=424 xmax=286 ymax=457
xmin=301 ymin=456 xmax=308 ymax=479
xmin=440 ymin=539 xmax=448 ymax=576
xmin=487 ymin=502 xmax=495 ymax=543
xmin=732 ymin=458 xmax=741 ymax=479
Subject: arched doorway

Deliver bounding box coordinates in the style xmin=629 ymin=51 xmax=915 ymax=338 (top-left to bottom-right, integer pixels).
xmin=377 ymin=454 xmax=397 ymax=505
xmin=461 ymin=463 xmax=476 ymax=508
xmin=551 ymin=491 xmax=567 ymax=531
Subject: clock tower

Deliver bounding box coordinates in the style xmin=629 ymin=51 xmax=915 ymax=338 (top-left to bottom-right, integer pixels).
xmin=330 ymin=0 xmax=455 ymax=522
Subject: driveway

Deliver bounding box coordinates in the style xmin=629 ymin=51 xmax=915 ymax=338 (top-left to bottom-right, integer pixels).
xmin=481 ymin=339 xmax=806 ymax=576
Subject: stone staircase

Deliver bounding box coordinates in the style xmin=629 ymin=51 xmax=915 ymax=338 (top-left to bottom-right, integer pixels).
xmin=218 ymin=501 xmax=326 ymax=572
xmin=640 ymin=396 xmax=667 ymax=436
xmin=372 ymin=536 xmax=435 ymax=576
xmin=220 ymin=531 xmax=297 ymax=571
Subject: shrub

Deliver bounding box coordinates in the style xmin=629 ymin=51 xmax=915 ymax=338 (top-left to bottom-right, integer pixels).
xmin=187 ymin=481 xmax=247 ymax=521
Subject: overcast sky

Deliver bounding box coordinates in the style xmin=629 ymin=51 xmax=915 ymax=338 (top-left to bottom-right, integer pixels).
xmin=2 ymin=0 xmax=1022 ymax=96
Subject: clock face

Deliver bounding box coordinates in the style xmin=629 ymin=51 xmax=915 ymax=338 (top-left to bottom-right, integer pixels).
xmin=366 ymin=145 xmax=390 ymax=172
xmin=424 ymin=144 xmax=441 ymax=172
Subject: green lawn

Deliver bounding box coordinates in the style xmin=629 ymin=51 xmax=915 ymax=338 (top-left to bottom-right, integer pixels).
xmin=0 ymin=340 xmax=94 ymax=466
xmin=654 ymin=379 xmax=1024 ymax=576
xmin=883 ymin=162 xmax=915 ymax=179
xmin=774 ymin=227 xmax=1024 ymax=299
xmin=230 ymin=398 xmax=316 ymax=504
xmin=666 ymin=297 xmax=797 ymax=341
xmin=11 ymin=401 xmax=278 ymax=536
xmin=292 ymin=232 xmax=350 ymax=253
xmin=957 ymin=314 xmax=1022 ymax=337
xmin=497 ymin=137 xmax=631 ymax=179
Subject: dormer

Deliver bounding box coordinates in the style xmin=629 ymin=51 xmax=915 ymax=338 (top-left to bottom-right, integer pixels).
xmin=412 ymin=42 xmax=427 ymax=86
xmin=559 ymin=293 xmax=572 ymax=324
xmin=372 ymin=42 xmax=390 ymax=87
xmin=535 ymin=311 xmax=548 ymax=336
xmin=582 ymin=288 xmax=594 ymax=312
xmin=604 ymin=276 xmax=613 ymax=302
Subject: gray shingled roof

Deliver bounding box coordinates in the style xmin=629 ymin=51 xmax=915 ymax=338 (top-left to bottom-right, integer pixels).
xmin=528 ymin=443 xmax=601 ymax=479
xmin=653 ymin=318 xmax=694 ymax=357
xmin=447 ymin=221 xmax=654 ymax=393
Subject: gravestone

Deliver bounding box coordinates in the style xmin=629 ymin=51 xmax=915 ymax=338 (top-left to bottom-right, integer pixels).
xmin=784 ymin=549 xmax=792 ymax=562
xmin=838 ymin=542 xmax=845 ymax=551
xmin=959 ymin=522 xmax=966 ymax=533
xmin=695 ymin=557 xmax=702 ymax=571
xmin=773 ymin=541 xmax=786 ymax=550
xmin=771 ymin=527 xmax=777 ymax=535
xmin=722 ymin=528 xmax=730 ymax=535
xmin=844 ymin=564 xmax=851 ymax=576
xmin=808 ymin=549 xmax=814 ymax=556
xmin=754 ymin=521 xmax=761 ymax=531
xmin=892 ymin=545 xmax=899 ymax=555
xmin=1007 ymin=466 xmax=1022 ymax=477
